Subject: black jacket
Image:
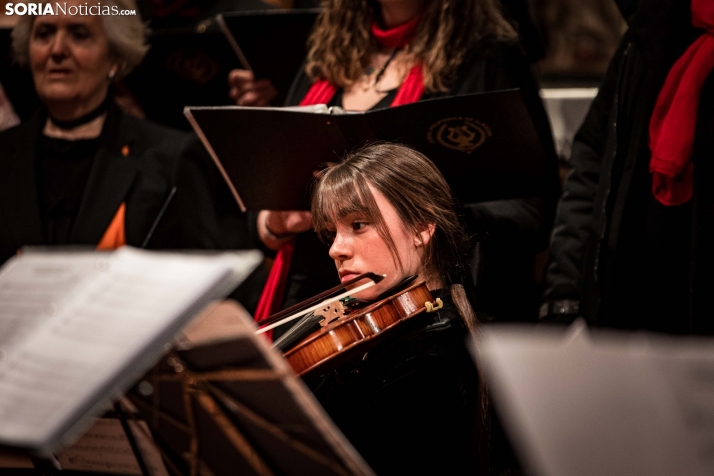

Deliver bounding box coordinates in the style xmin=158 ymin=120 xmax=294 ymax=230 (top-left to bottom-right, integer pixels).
xmin=0 ymin=103 xmax=261 ymax=261
xmin=543 ymin=0 xmax=714 ymax=333
xmin=281 ymin=40 xmax=560 ymax=324
xmin=0 ymin=104 xmax=191 ymax=264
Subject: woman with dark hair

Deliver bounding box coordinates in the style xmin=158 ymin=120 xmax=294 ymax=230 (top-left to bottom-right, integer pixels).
xmin=235 ymin=0 xmax=560 ymax=329
xmin=305 ymin=141 xmax=485 ymax=475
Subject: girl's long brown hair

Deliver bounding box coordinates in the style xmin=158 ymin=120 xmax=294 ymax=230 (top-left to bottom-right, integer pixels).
xmin=305 ymin=0 xmax=517 ymax=93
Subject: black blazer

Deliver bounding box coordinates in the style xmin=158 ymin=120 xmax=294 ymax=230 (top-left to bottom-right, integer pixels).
xmin=0 ymin=104 xmax=190 ymax=264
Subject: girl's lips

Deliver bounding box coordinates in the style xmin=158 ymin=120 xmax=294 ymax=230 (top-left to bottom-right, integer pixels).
xmin=339 ymin=273 xmax=360 ymax=283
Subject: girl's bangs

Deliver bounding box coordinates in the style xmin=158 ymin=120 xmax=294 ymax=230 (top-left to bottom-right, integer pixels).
xmin=313 ymin=168 xmax=376 ymax=239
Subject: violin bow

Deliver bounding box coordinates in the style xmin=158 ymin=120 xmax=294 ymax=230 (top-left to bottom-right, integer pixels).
xmin=255 ymin=272 xmax=385 ymax=335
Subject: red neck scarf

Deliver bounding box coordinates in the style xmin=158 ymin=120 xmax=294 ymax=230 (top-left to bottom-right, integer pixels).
xmin=649 ymin=0 xmax=714 ymax=206
xmin=255 ymin=17 xmax=426 ymax=338
xmin=300 ymin=16 xmax=425 ymax=107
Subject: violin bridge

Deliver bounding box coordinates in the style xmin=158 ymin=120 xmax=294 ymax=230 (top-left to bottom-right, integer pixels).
xmin=315 ymin=299 xmax=347 ymax=327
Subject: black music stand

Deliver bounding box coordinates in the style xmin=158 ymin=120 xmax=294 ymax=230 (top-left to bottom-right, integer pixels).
xmin=129 ymin=301 xmax=373 ymax=476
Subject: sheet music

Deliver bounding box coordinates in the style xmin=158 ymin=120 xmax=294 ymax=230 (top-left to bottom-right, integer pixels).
xmin=57 ymin=418 xmax=169 ymax=476
xmin=475 ymin=323 xmax=714 ymax=476
xmin=0 ymin=253 xmax=101 ymax=351
xmin=57 ymin=418 xmax=143 ymax=475
xmin=0 ymin=247 xmax=261 ymax=453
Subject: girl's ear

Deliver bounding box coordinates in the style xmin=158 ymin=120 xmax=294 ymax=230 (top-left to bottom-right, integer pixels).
xmin=414 ymin=223 xmax=436 ymax=248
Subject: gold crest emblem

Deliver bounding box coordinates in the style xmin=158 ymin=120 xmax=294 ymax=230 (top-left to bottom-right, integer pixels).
xmin=427 ymin=117 xmax=492 ymax=154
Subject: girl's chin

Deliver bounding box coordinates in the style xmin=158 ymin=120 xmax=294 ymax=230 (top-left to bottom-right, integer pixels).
xmin=347 ymin=287 xmax=381 ymax=301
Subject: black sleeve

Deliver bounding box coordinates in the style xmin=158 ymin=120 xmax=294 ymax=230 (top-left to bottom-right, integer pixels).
xmin=453 ymin=41 xmax=560 ymax=252
xmin=283 ymin=64 xmax=313 ymax=107
xmin=542 ymin=38 xmax=626 ymax=304
xmin=150 ymin=134 xmax=262 ymax=252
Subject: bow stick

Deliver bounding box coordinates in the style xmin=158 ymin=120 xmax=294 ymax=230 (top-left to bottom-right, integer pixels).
xmin=255 ymin=272 xmax=385 ymax=335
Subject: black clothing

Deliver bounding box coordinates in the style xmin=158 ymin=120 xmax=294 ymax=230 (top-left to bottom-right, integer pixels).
xmin=153 ymin=135 xmax=269 ymax=313
xmin=36 ymin=137 xmax=99 ymax=245
xmin=543 ymin=0 xmax=714 ymax=333
xmin=0 ymin=102 xmax=265 ymax=309
xmin=282 ymin=39 xmax=560 ymax=324
xmin=308 ymin=290 xmax=481 ymax=475
xmin=0 ymin=104 xmax=189 ymax=263
xmin=0 ymin=104 xmax=193 ymax=264
xmin=327 ymin=87 xmax=398 ymax=110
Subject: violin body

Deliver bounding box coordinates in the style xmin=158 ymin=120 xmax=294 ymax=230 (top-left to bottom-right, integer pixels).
xmin=284 ymin=281 xmax=438 ymax=378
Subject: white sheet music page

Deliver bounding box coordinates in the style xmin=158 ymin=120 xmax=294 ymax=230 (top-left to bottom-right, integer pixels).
xmin=0 ymin=247 xmax=261 ymax=453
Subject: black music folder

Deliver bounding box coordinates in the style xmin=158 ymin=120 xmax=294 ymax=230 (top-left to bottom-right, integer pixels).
xmin=216 ymin=9 xmax=319 ymax=105
xmin=124 ymin=24 xmax=243 ymax=130
xmin=185 ymin=90 xmax=548 ymax=210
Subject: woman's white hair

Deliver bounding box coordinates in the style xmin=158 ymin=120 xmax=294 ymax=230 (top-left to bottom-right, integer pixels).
xmin=11 ymin=0 xmax=148 ymax=80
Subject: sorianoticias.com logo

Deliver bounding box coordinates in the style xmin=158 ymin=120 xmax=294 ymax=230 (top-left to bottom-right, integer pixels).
xmin=5 ymin=3 xmax=137 ymax=15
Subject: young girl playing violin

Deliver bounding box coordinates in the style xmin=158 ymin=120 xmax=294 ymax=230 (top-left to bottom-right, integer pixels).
xmin=303 ymin=142 xmax=488 ymax=475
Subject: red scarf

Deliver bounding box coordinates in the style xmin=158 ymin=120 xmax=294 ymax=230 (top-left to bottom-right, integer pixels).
xmin=649 ymin=0 xmax=714 ymax=206
xmin=299 ymin=15 xmax=425 ymax=106
xmin=253 ymin=16 xmax=426 ymax=338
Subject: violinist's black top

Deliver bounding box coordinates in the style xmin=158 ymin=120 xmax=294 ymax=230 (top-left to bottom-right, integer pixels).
xmin=307 ymin=289 xmax=481 ymax=475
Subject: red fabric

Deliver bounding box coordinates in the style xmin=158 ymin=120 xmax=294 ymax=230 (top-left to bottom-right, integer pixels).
xmin=255 ymin=16 xmax=426 ymax=340
xmin=370 ymin=15 xmax=421 ymax=49
xmin=254 ymin=239 xmax=295 ymax=340
xmin=649 ymin=0 xmax=714 ymax=206
xmin=299 ymin=79 xmax=337 ymax=106
xmin=301 ymin=16 xmax=424 ymax=107
xmin=392 ymin=65 xmax=425 ymax=106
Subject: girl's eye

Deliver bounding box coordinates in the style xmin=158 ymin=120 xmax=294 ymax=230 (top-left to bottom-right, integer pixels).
xmin=352 ymin=221 xmax=369 ymax=231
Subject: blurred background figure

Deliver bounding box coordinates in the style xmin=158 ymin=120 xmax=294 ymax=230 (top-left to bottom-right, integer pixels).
xmin=136 ymin=0 xmax=318 ymax=30
xmin=0 ymin=83 xmax=19 ymax=131
xmin=0 ymin=1 xmax=27 ymax=130
xmin=542 ymin=0 xmax=714 ymax=335
xmin=537 ymin=0 xmax=625 ymax=80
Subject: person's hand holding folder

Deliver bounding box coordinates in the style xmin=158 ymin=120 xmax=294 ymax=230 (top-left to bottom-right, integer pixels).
xmin=228 ymin=69 xmax=278 ymax=107
xmin=258 ymin=210 xmax=312 ymax=250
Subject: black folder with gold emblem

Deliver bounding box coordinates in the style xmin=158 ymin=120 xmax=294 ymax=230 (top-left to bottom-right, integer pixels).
xmin=185 ymin=90 xmax=547 ymax=211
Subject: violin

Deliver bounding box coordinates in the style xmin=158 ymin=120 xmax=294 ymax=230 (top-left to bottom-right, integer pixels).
xmin=282 ymin=280 xmax=443 ymax=378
